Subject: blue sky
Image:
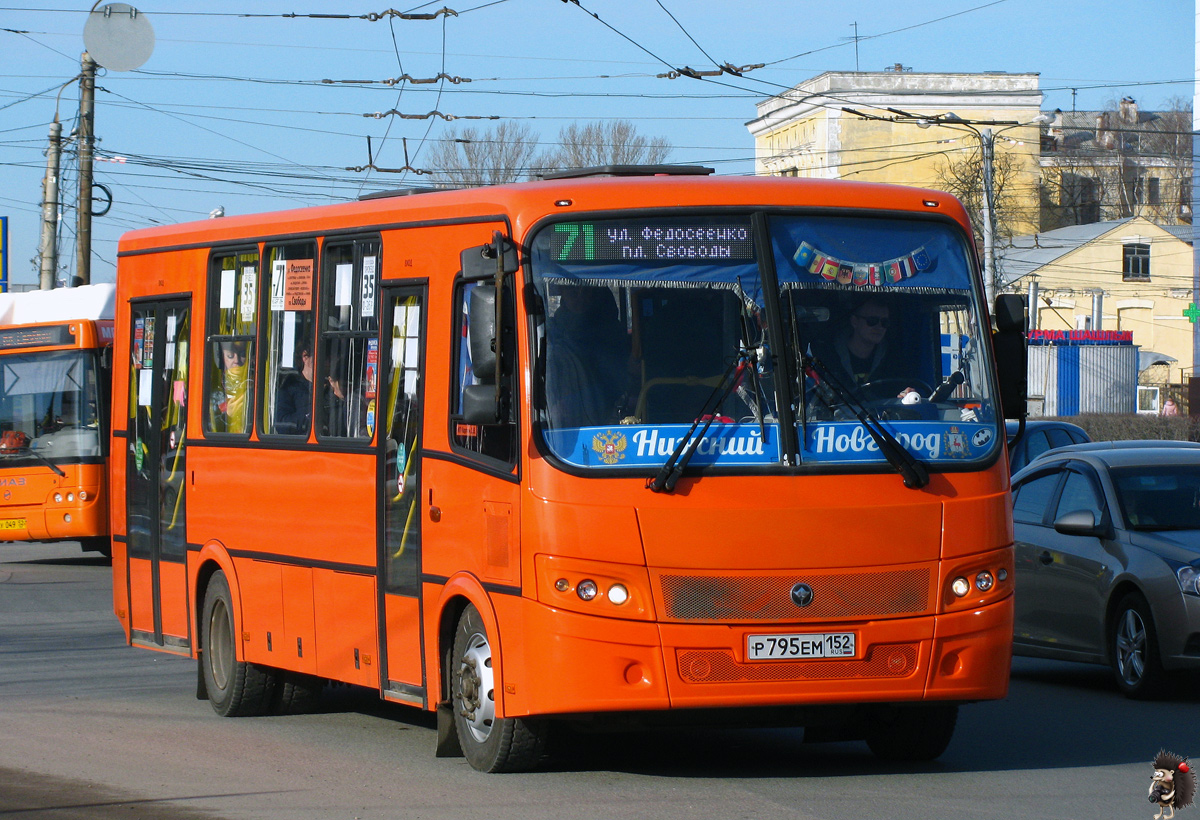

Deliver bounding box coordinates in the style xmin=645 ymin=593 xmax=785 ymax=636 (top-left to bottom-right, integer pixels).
xmin=0 ymin=0 xmax=1194 ymax=286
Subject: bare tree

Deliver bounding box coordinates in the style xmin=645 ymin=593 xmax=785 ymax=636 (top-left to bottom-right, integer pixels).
xmin=425 ymin=122 xmax=546 ymax=187
xmin=934 ymin=144 xmax=1030 ymax=244
xmin=544 ymin=120 xmax=672 ymax=171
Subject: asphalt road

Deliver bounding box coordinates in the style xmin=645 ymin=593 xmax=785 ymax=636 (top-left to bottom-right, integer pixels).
xmin=2 ymin=541 xmax=1198 ymax=820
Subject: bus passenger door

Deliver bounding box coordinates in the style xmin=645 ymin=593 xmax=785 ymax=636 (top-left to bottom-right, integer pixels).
xmin=125 ymin=299 xmax=192 ymax=652
xmin=378 ymin=287 xmax=426 ymax=704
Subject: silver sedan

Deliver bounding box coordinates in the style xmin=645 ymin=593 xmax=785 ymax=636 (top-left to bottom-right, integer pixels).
xmin=1010 ymin=443 xmax=1200 ymax=697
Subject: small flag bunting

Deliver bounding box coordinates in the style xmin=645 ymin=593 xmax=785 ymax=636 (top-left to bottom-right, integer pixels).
xmin=792 ymin=241 xmax=932 ymax=288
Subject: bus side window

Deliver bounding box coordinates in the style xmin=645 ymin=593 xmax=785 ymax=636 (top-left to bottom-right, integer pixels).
xmin=318 ymin=238 xmax=380 ymax=441
xmin=450 ymin=276 xmax=517 ymax=465
xmin=204 ymin=249 xmax=259 ymax=435
xmin=261 ymin=242 xmax=317 ymax=438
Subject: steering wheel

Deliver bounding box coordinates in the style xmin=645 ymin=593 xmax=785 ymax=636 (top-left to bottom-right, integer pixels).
xmin=857 ymin=378 xmax=934 ymax=403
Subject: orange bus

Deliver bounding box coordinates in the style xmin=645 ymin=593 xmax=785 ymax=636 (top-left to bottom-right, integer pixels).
xmin=111 ymin=167 xmax=1025 ymax=772
xmin=0 ymin=284 xmax=114 ymax=555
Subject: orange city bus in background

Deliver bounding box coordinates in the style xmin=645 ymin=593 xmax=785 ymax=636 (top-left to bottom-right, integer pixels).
xmin=110 ymin=166 xmax=1026 ymax=772
xmin=0 ymin=284 xmax=114 ymax=555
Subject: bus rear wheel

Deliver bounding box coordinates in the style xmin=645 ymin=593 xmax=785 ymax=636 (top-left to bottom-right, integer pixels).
xmin=450 ymin=604 xmax=547 ymax=772
xmin=201 ymin=570 xmax=275 ymax=717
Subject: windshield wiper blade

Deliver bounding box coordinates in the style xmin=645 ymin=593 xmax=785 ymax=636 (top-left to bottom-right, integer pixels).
xmin=647 ymin=353 xmax=747 ymax=494
xmin=803 ymin=354 xmax=929 ymax=490
xmin=2 ymin=445 xmax=67 ymax=477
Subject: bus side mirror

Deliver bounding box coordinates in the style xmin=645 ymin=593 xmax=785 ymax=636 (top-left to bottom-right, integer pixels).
xmin=462 ymin=384 xmax=499 ymax=425
xmin=467 ymin=285 xmax=497 ymax=383
xmin=992 ymin=293 xmax=1027 ymax=421
xmin=460 ymin=235 xmax=518 ymax=280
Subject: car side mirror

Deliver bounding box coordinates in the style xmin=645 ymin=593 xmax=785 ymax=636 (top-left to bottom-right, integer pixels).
xmin=1053 ymin=509 xmax=1111 ymax=539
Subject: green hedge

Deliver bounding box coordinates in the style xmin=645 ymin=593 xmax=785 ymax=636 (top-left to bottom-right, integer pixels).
xmin=1049 ymin=414 xmax=1195 ymax=442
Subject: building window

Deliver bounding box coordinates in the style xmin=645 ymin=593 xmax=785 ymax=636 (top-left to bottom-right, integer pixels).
xmin=1147 ymin=177 xmax=1160 ymax=206
xmin=1122 ymin=242 xmax=1150 ymax=281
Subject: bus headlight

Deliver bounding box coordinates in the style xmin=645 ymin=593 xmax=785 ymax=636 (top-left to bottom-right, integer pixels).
xmin=951 ymin=577 xmax=971 ymax=597
xmin=576 ymin=579 xmax=598 ymax=601
xmin=975 ymin=571 xmax=994 ymax=592
xmin=607 ymin=584 xmax=629 ymax=605
xmin=54 ymin=492 xmax=62 ymax=503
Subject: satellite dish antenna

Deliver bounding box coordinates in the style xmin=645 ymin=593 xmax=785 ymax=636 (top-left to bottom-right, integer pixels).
xmin=83 ymin=3 xmax=154 ymax=72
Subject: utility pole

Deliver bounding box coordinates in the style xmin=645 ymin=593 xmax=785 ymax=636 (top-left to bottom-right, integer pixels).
xmin=980 ymin=127 xmax=997 ymax=305
xmin=75 ymin=52 xmax=97 ymax=287
xmin=38 ymin=118 xmax=62 ymax=290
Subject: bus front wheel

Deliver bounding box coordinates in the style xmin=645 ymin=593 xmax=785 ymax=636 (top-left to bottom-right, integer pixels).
xmin=865 ymin=702 xmax=958 ymax=761
xmin=450 ymin=604 xmax=547 ymax=772
xmin=201 ymin=570 xmax=275 ymax=717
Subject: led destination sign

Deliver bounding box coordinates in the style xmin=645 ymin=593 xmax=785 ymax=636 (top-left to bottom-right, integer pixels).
xmin=552 ymin=219 xmax=754 ymax=262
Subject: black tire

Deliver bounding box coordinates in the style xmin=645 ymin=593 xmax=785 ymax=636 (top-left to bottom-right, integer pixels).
xmin=1109 ymin=591 xmax=1169 ymax=699
xmin=273 ymin=671 xmax=324 ymax=715
xmin=79 ymin=536 xmax=111 ymax=558
xmin=200 ymin=570 xmax=276 ymax=717
xmin=865 ymin=703 xmax=958 ymax=762
xmin=450 ymin=604 xmax=547 ymax=773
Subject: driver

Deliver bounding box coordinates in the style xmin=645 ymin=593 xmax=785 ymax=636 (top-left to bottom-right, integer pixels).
xmin=813 ymin=298 xmax=904 ymax=392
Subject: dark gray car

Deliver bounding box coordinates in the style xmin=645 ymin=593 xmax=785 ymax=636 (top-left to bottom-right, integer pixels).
xmin=1005 ymin=419 xmax=1090 ymax=473
xmin=1010 ymin=444 xmax=1200 ymax=697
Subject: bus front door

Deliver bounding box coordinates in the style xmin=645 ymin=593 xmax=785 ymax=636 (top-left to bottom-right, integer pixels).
xmin=377 ymin=287 xmax=426 ymax=705
xmin=125 ymin=299 xmax=192 ymax=653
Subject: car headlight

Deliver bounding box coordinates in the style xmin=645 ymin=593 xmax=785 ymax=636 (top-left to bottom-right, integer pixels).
xmin=1178 ymin=564 xmax=1200 ymax=597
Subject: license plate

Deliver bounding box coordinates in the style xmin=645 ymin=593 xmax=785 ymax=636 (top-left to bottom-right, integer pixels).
xmin=0 ymin=518 xmax=27 ymax=531
xmin=746 ymin=632 xmax=856 ymax=661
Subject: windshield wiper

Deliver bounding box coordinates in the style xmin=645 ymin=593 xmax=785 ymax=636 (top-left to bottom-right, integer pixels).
xmin=647 ymin=351 xmax=751 ymax=494
xmin=1 ymin=445 xmax=67 ymax=477
xmin=803 ymin=354 xmax=929 ymax=490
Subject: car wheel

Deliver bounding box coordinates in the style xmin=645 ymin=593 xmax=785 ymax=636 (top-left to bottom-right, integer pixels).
xmin=201 ymin=570 xmax=276 ymax=716
xmin=451 ymin=604 xmax=547 ymax=772
xmin=1109 ymin=591 xmax=1169 ymax=699
xmin=865 ymin=703 xmax=958 ymax=761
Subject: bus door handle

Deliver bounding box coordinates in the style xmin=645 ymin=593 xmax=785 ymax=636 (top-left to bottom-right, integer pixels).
xmin=428 ymin=488 xmax=441 ymax=522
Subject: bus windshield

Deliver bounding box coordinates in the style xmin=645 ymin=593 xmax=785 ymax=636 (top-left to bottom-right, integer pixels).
xmin=0 ymin=350 xmax=103 ymax=461
xmin=530 ymin=212 xmax=1000 ymax=472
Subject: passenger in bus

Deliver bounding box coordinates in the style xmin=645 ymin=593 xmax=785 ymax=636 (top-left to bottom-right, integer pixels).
xmin=545 ymin=285 xmax=630 ymax=428
xmin=275 ymin=342 xmax=314 ymax=436
xmin=211 ymin=341 xmax=250 ymax=434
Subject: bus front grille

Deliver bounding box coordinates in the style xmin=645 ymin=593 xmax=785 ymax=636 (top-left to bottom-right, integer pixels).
xmin=677 ymin=643 xmax=919 ymax=684
xmin=657 ymin=568 xmax=932 ymax=622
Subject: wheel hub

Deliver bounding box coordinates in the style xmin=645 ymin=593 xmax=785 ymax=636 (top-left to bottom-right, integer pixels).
xmin=457 ymin=632 xmax=495 ymax=743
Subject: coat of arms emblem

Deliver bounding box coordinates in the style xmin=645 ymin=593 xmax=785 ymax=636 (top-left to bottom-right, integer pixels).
xmin=592 ymin=430 xmax=627 ymax=465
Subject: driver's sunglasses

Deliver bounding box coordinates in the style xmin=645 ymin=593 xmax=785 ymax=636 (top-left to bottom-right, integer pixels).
xmin=856 ymin=315 xmax=889 ymax=328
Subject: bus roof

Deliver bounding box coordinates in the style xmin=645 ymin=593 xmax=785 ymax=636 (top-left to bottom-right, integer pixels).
xmin=0 ymin=283 xmax=115 ymax=326
xmin=116 ymin=175 xmax=972 ymax=255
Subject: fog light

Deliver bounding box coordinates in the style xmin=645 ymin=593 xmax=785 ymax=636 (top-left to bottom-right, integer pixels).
xmin=607 ymin=584 xmax=629 ymax=605
xmin=975 ymin=571 xmax=994 ymax=592
xmin=54 ymin=492 xmax=62 ymax=503
xmin=63 ymin=514 xmax=72 ymax=523
xmin=554 ymin=578 xmax=570 ymax=592
xmin=951 ymin=577 xmax=970 ymax=597
xmin=577 ymin=579 xmax=598 ymax=601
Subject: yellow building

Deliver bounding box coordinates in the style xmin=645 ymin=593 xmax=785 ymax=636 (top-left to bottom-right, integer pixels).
xmin=746 ymin=71 xmax=1045 ymax=236
xmin=999 ymin=216 xmax=1195 ymax=389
